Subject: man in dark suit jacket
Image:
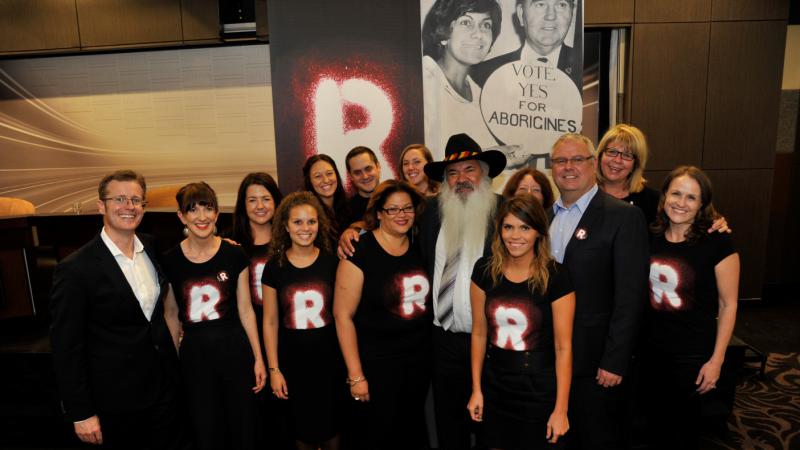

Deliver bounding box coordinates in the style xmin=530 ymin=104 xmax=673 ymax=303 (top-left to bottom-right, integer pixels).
xmin=471 ymin=0 xmax=581 ymax=89
xmin=50 ymin=170 xmax=189 ymax=449
xmin=547 ymin=134 xmax=648 ymax=450
xmin=417 ymin=134 xmax=506 ymax=450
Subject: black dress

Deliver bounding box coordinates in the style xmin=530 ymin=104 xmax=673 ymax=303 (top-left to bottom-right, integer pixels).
xmin=642 ymin=233 xmax=737 ymax=449
xmin=162 ymin=241 xmax=257 ymax=450
xmin=261 ymin=250 xmax=344 ymax=444
xmin=471 ymin=257 xmax=573 ymax=450
xmin=347 ymin=231 xmax=432 ymax=450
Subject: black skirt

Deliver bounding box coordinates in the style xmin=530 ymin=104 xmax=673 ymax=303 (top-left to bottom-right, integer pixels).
xmin=279 ymin=325 xmax=346 ymax=444
xmin=482 ymin=345 xmax=560 ymax=450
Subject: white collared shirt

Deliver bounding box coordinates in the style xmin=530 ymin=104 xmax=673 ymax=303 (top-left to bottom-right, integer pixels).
xmin=549 ymin=184 xmax=599 ymax=263
xmin=100 ymin=228 xmax=160 ymax=321
xmin=431 ymin=229 xmax=484 ymax=333
xmin=521 ymin=42 xmax=562 ymax=68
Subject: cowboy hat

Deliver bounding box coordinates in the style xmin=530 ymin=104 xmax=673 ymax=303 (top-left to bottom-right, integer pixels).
xmin=424 ymin=133 xmax=507 ymax=181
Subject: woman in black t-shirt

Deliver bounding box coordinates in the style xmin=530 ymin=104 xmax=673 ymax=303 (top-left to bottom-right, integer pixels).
xmin=643 ymin=166 xmax=740 ymax=450
xmin=230 ymin=172 xmax=290 ymax=449
xmin=261 ymin=191 xmax=344 ymax=450
xmin=334 ymin=180 xmax=431 ymax=450
xmin=467 ymin=195 xmax=575 ymax=450
xmin=163 ymin=182 xmax=266 ymax=450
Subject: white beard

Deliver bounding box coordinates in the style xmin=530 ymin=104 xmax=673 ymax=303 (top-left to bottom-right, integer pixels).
xmin=438 ymin=177 xmax=497 ymax=263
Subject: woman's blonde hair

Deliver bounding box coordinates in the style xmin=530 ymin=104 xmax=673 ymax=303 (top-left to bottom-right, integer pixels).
xmin=596 ymin=124 xmax=649 ymax=193
xmin=488 ymin=195 xmax=552 ymax=294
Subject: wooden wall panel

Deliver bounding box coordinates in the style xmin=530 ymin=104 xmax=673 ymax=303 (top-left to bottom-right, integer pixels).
xmin=705 ymin=169 xmax=773 ymax=299
xmin=585 ymin=0 xmax=634 ymax=24
xmin=181 ymin=0 xmax=220 ymax=42
xmin=0 ymin=0 xmax=80 ymax=53
xmin=630 ymin=23 xmax=709 ymax=170
xmin=711 ymin=0 xmax=790 ymax=21
xmin=634 ymin=0 xmax=712 ymax=23
xmin=76 ymin=0 xmax=183 ymax=47
xmin=703 ymin=21 xmax=786 ymax=169
xmin=256 ymin=0 xmax=268 ymax=39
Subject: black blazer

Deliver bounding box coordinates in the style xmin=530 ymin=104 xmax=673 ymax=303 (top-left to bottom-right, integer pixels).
xmin=552 ymin=190 xmax=649 ymax=378
xmin=471 ymin=44 xmax=581 ymax=90
xmin=49 ymin=233 xmax=179 ymax=421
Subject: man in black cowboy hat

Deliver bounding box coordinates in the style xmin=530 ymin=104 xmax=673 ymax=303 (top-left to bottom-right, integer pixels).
xmin=420 ymin=133 xmax=506 ymax=450
xmin=338 ymin=133 xmax=506 ymax=449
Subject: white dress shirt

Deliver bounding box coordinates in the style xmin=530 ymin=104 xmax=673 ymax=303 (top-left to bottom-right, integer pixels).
xmin=100 ymin=228 xmax=160 ymax=321
xmin=431 ymin=228 xmax=484 ymax=333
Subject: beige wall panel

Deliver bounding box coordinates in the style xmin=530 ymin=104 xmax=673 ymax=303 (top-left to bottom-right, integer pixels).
xmin=703 ymin=21 xmax=786 ymax=169
xmin=0 ymin=0 xmax=80 ymax=53
xmin=631 ymin=23 xmax=709 ymax=170
xmin=76 ymin=0 xmax=183 ymax=47
xmin=711 ymin=0 xmax=790 ymax=21
xmin=635 ymin=0 xmax=712 ymax=23
xmin=181 ymin=0 xmax=220 ymax=41
xmin=585 ymin=0 xmax=634 ymax=24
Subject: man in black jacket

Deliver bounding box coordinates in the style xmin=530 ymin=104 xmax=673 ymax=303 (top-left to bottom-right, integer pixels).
xmin=50 ymin=170 xmax=189 ymax=449
xmin=472 ymin=0 xmax=581 ymax=89
xmin=548 ymin=133 xmax=648 ymax=449
xmin=419 ymin=134 xmax=506 ymax=450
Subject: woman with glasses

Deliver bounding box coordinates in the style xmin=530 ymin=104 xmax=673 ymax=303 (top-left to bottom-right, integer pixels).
xmin=334 ymin=180 xmax=431 ymax=450
xmin=641 ymin=166 xmax=739 ymax=449
xmin=596 ymin=124 xmax=660 ymax=225
xmin=261 ymin=192 xmax=344 ymax=450
xmin=501 ymin=167 xmax=555 ymax=209
xmin=162 ymin=182 xmax=266 ymax=450
xmin=467 ymin=196 xmax=575 ymax=449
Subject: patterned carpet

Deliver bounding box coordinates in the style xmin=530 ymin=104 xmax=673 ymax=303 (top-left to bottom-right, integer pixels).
xmin=702 ymin=353 xmax=800 ymax=450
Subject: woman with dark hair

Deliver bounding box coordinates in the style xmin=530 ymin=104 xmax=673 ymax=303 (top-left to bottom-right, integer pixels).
xmin=231 ymin=172 xmax=284 ymax=322
xmin=398 ymin=143 xmax=440 ymax=197
xmin=334 ymin=180 xmax=431 ymax=450
xmin=641 ymin=166 xmax=739 ymax=450
xmin=162 ymin=182 xmax=266 ymax=450
xmin=422 ymin=0 xmax=501 ymax=153
xmin=467 ymin=196 xmax=574 ymax=449
xmin=302 ymin=154 xmax=350 ymax=239
xmin=501 ymin=167 xmax=555 ymax=209
xmin=230 ymin=172 xmax=290 ymax=449
xmin=261 ymin=192 xmax=344 ymax=450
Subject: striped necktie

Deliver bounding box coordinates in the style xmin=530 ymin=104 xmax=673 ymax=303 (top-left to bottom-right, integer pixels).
xmin=437 ymin=248 xmax=461 ymax=330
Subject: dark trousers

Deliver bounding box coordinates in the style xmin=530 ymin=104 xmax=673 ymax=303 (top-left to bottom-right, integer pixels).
xmin=640 ymin=353 xmax=730 ymax=450
xmin=431 ymin=326 xmax=483 ymax=450
xmin=566 ymin=376 xmax=626 ymax=450
xmin=100 ymin=379 xmax=192 ymax=450
xmin=348 ymin=351 xmax=430 ymax=450
xmin=181 ymin=322 xmax=258 ymax=450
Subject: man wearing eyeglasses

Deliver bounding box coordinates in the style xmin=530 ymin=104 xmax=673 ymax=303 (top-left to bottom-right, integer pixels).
xmin=548 ymin=133 xmax=648 ymax=450
xmin=50 ymin=170 xmax=190 ymax=449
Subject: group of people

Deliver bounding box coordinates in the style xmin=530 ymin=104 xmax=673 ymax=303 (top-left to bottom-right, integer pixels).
xmin=50 ymin=124 xmax=740 ymax=450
